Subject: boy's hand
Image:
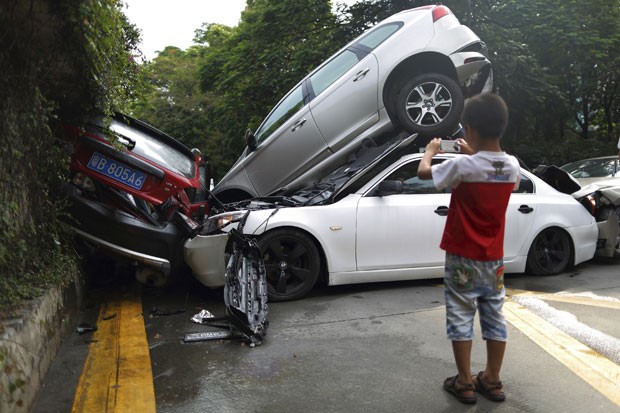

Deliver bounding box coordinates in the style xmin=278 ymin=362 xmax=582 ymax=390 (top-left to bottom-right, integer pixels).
xmin=425 ymin=138 xmax=442 ymax=155
xmin=456 ymin=138 xmax=475 ymax=155
xmin=419 ymin=138 xmax=441 ymax=180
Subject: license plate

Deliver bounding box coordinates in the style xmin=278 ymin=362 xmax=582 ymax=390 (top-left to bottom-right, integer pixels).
xmin=87 ymin=152 xmax=147 ymax=190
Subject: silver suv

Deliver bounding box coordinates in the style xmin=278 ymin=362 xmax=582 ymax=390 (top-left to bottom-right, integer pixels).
xmin=214 ymin=5 xmax=492 ymax=202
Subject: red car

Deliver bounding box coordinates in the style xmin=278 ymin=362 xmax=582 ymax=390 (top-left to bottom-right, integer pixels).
xmin=62 ymin=113 xmax=209 ymax=286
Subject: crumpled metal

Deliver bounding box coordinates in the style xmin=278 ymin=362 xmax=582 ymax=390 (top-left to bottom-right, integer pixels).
xmin=191 ymin=309 xmax=215 ymax=324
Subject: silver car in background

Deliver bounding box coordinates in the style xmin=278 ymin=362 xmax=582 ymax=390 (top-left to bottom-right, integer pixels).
xmin=213 ymin=5 xmax=492 ymax=202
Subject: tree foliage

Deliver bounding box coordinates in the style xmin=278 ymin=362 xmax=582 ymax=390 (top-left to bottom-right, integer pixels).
xmin=132 ymin=0 xmax=339 ymax=178
xmin=131 ymin=0 xmax=620 ymax=170
xmin=130 ymin=46 xmax=215 ymax=153
xmin=441 ymin=0 xmax=620 ymax=165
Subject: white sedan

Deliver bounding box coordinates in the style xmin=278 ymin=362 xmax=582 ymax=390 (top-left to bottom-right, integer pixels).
xmin=186 ymin=137 xmax=598 ymax=301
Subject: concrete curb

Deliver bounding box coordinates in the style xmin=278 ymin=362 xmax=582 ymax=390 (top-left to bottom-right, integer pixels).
xmin=0 ymin=271 xmax=84 ymax=413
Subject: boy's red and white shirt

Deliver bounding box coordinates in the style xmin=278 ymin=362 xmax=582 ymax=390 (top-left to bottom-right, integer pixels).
xmin=431 ymin=151 xmax=521 ymax=261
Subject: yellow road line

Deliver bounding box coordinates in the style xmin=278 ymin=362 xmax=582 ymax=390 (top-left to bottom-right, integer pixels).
xmin=506 ymin=288 xmax=620 ymax=310
xmin=72 ymin=291 xmax=155 ymax=413
xmin=504 ymin=300 xmax=620 ymax=407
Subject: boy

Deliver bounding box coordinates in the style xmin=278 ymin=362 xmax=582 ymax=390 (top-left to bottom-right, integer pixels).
xmin=417 ymin=93 xmax=520 ymax=404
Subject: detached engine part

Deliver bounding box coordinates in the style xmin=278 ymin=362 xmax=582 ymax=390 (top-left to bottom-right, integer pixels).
xmin=184 ymin=221 xmax=268 ymax=346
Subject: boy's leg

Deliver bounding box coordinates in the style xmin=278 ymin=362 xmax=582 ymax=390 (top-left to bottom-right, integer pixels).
xmin=484 ymin=339 xmax=506 ymax=383
xmin=475 ymin=259 xmax=507 ymax=400
xmin=444 ymin=253 xmax=478 ymax=394
xmin=472 ymin=339 xmax=506 ymax=400
xmin=452 ymin=340 xmax=474 ymax=386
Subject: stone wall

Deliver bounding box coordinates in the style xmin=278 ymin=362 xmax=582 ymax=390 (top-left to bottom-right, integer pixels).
xmin=0 ymin=272 xmax=84 ymax=413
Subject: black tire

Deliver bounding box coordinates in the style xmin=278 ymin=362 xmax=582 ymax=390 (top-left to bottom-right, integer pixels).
xmin=526 ymin=228 xmax=572 ymax=275
xmin=394 ymin=73 xmax=464 ymax=137
xmin=257 ymin=229 xmax=321 ymax=302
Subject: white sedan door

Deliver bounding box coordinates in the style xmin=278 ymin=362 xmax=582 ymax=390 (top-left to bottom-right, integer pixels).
xmin=504 ymin=174 xmax=538 ymax=260
xmin=355 ymin=159 xmax=449 ymax=271
xmin=355 ymin=160 xmax=537 ymax=272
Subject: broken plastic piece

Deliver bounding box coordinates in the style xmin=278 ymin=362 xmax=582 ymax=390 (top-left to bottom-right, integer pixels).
xmin=191 ymin=309 xmax=215 ymax=324
xmin=183 ymin=214 xmax=268 ymax=346
xmin=222 ymin=228 xmax=269 ymax=345
xmin=184 ymin=330 xmax=234 ymax=342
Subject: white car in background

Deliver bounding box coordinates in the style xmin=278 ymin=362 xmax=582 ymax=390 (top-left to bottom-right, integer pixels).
xmin=187 ymin=135 xmax=598 ymax=301
xmin=561 ymin=156 xmax=620 ymax=186
xmin=213 ymin=5 xmax=492 ymax=202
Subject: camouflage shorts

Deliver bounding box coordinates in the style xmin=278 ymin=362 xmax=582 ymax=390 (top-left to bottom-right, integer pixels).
xmin=444 ymin=253 xmax=507 ymax=341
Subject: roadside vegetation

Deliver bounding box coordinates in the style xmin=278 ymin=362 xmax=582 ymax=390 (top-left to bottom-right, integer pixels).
xmin=0 ymin=0 xmax=143 ymax=313
xmin=1 ymin=0 xmax=619 ymax=312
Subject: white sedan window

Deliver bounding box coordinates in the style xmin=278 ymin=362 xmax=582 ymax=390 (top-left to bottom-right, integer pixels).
xmin=382 ymin=160 xmax=534 ymax=195
xmin=383 ymin=159 xmax=447 ymax=194
xmin=514 ymin=174 xmax=534 ymax=193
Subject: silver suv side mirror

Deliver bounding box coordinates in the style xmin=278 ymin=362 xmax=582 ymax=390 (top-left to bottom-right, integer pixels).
xmin=245 ymin=129 xmax=257 ymax=151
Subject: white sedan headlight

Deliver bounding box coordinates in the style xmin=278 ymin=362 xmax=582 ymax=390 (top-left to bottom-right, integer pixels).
xmin=202 ymin=211 xmax=247 ymax=234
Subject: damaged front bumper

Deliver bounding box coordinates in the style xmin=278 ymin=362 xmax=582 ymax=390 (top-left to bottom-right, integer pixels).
xmin=184 ymin=232 xmax=229 ymax=287
xmin=62 ymin=183 xmax=186 ymax=278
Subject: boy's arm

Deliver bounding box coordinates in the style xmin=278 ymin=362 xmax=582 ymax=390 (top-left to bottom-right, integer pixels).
xmin=455 ymin=138 xmax=474 ymax=155
xmin=418 ymin=138 xmax=441 ymax=180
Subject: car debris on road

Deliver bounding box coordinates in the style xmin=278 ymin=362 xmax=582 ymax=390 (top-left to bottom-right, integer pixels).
xmin=185 ymin=216 xmax=268 ymax=347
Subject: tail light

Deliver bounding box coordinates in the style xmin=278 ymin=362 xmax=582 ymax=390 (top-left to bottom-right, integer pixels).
xmin=580 ymin=194 xmax=599 ymax=216
xmin=432 ymin=5 xmax=452 ymax=22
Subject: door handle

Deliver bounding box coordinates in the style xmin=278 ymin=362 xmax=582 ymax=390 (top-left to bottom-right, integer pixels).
xmin=518 ymin=205 xmax=534 ymax=214
xmin=353 ymin=68 xmax=370 ymax=82
xmin=291 ymin=118 xmax=307 ymax=132
xmin=434 ymin=206 xmax=449 ymax=216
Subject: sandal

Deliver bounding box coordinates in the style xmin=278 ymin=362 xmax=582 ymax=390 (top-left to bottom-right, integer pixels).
xmin=473 ymin=371 xmax=506 ymax=402
xmin=443 ymin=375 xmax=477 ymax=404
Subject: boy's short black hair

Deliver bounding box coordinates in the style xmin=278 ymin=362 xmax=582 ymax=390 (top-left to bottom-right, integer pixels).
xmin=461 ymin=93 xmax=508 ymax=139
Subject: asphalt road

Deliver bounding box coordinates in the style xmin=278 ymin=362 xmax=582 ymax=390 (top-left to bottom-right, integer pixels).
xmin=33 ymin=255 xmax=620 ymax=412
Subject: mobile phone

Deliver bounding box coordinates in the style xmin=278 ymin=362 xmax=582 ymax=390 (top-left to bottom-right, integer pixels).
xmin=440 ymin=140 xmax=461 ymax=153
